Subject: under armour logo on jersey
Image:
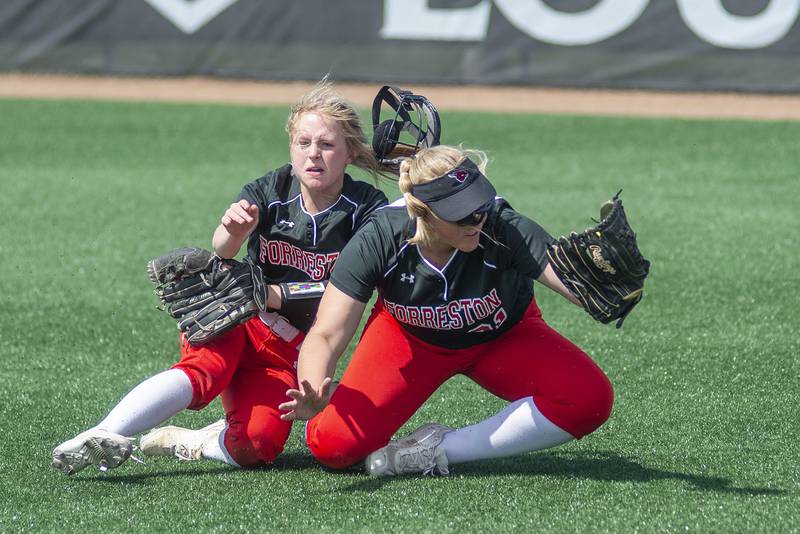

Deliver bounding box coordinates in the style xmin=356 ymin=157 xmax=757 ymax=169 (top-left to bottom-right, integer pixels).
xmin=278 ymin=219 xmax=295 ymax=228
xmin=400 ymin=273 xmax=415 ymax=284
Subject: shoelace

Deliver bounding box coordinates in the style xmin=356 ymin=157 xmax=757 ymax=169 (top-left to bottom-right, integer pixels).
xmin=130 ymin=446 xmax=145 ymax=466
xmin=397 ymin=447 xmax=437 ymax=474
xmin=175 ymin=442 xmax=204 ymax=461
xmin=175 ymin=445 xmax=195 ymax=461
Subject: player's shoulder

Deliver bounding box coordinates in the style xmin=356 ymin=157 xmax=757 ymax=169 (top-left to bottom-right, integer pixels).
xmin=352 ymin=197 xmax=410 ymax=240
xmin=489 ymin=197 xmax=542 ymax=225
xmin=485 ymin=196 xmax=554 ymax=245
xmin=262 ymin=164 xmax=295 ymax=194
xmin=241 ymin=164 xmax=294 ymax=199
xmin=373 ymin=197 xmax=412 ymax=225
xmin=340 ymin=174 xmax=388 ymax=205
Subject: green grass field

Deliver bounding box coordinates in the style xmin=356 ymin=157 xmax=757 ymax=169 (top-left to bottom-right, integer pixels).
xmin=0 ymin=98 xmax=797 ymax=533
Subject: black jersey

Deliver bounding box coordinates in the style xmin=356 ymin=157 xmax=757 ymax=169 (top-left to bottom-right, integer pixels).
xmin=238 ymin=164 xmax=388 ymax=331
xmin=330 ymin=198 xmax=555 ymax=349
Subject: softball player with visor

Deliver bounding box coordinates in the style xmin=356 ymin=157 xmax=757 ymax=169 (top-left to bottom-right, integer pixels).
xmin=280 ymin=145 xmax=614 ymax=476
xmin=52 ymin=82 xmax=387 ymax=474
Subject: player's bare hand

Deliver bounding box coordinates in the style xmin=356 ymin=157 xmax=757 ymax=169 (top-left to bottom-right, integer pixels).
xmin=221 ymin=199 xmax=259 ymax=238
xmin=279 ymin=378 xmax=333 ymax=421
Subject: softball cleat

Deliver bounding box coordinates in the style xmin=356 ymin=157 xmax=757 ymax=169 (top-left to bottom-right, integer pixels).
xmin=366 ymin=423 xmax=453 ymax=477
xmin=52 ymin=429 xmax=134 ymax=476
xmin=140 ymin=419 xmax=225 ymax=461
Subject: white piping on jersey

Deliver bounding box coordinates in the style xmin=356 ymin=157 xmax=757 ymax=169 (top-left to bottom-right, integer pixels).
xmin=379 ymin=197 xmax=407 ymax=209
xmin=383 ymin=242 xmax=411 ymax=278
xmin=299 ymin=193 xmax=346 ymax=217
xmin=267 ymin=193 xmax=323 ymax=244
xmin=267 ymin=190 xmax=362 ymax=245
xmin=297 ymin=192 xmax=349 ymax=246
xmin=474 ymin=239 xmax=497 ymax=269
xmin=267 ymin=193 xmax=302 ymax=210
xmin=339 ymin=194 xmax=358 ymax=230
xmin=377 ymin=199 xmax=412 ymax=278
xmin=416 ymin=247 xmax=458 ymax=300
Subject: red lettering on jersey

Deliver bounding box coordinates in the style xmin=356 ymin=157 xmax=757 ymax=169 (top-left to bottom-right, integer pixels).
xmin=292 ymin=246 xmax=302 ymax=271
xmin=458 ymin=299 xmax=476 ymax=325
xmin=259 ymin=235 xmax=269 ymax=263
xmin=394 ymin=304 xmax=408 ymax=323
xmin=485 ymin=288 xmax=501 ymax=309
xmin=326 ymin=252 xmax=339 ymax=274
xmin=472 ymin=298 xmax=489 ymax=320
xmin=267 ymin=239 xmax=280 ymax=264
xmin=406 ymin=306 xmax=421 ymax=327
xmin=310 ymin=255 xmax=322 ymax=280
xmin=446 ymin=301 xmax=463 ymax=329
xmin=493 ymin=307 xmax=507 ymax=328
xmin=420 ymin=307 xmax=436 ymax=328
xmin=300 ymin=249 xmax=309 ymax=273
xmin=382 ymin=289 xmax=506 ymax=335
xmin=435 ymin=306 xmax=449 ymax=329
xmin=260 ymin=240 xmax=340 ymax=281
xmin=279 ymin=241 xmax=291 ymax=265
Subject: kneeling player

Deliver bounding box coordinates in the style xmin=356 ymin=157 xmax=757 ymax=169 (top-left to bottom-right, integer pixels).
xmin=279 ymin=145 xmax=616 ymax=476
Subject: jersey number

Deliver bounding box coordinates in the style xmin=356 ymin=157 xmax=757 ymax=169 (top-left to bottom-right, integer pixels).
xmin=467 ymin=307 xmax=508 ymax=333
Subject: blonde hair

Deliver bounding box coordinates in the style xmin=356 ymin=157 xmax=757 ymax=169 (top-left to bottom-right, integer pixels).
xmin=398 ymin=145 xmax=489 ymax=248
xmin=285 ymin=79 xmax=383 ymax=181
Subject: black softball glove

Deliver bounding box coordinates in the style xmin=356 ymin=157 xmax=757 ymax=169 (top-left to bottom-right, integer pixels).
xmin=147 ymin=247 xmax=267 ymax=345
xmin=546 ymin=192 xmax=650 ymax=328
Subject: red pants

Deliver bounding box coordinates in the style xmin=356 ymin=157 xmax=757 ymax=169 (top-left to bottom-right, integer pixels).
xmin=306 ymin=299 xmax=613 ymax=469
xmin=173 ymin=318 xmax=300 ymax=467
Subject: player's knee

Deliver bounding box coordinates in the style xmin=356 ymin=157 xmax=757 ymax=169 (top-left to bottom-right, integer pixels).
xmin=171 ymin=367 xmax=212 ymax=410
xmin=223 ymin=417 xmax=289 ymax=467
xmin=539 ymin=366 xmax=614 ymax=439
xmin=573 ymin=371 xmax=614 ymax=437
xmin=305 ymin=419 xmax=370 ymax=470
xmin=173 ymin=327 xmax=246 ymax=409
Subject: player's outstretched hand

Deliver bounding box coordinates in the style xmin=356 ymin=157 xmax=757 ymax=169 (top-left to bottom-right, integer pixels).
xmin=279 ymin=378 xmax=333 ymax=421
xmin=221 ymin=199 xmax=259 ymax=238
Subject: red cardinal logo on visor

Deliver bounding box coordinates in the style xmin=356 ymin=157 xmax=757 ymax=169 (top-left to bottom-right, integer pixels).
xmin=448 ymin=169 xmax=470 ymax=183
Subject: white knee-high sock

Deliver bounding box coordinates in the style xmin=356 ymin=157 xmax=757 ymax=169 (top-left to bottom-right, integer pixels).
xmin=95 ymin=369 xmax=194 ymax=437
xmin=201 ymin=428 xmax=241 ymax=467
xmin=441 ymin=396 xmax=573 ymax=465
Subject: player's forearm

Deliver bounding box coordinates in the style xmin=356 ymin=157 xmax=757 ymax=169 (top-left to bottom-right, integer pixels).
xmin=296 ymin=332 xmax=342 ymax=389
xmin=212 ymin=224 xmax=247 ymax=259
xmin=265 ymin=285 xmax=282 ymax=310
xmin=297 ymin=285 xmax=367 ymax=389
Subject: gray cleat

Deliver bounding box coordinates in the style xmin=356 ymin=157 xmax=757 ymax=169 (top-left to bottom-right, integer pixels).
xmin=52 ymin=429 xmax=134 ymax=476
xmin=366 ymin=423 xmax=453 ymax=477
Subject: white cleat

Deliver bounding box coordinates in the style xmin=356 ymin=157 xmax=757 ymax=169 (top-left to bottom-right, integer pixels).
xmin=366 ymin=423 xmax=453 ymax=477
xmin=140 ymin=419 xmax=226 ymax=461
xmin=52 ymin=429 xmax=134 ymax=476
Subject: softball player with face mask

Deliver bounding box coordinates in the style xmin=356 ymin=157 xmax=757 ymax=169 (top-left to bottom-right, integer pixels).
xmin=279 ymin=145 xmax=614 ymax=476
xmin=52 ymin=82 xmax=388 ymax=475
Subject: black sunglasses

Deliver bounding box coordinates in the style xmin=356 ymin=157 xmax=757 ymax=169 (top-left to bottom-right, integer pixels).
xmin=454 ymin=201 xmax=493 ymax=226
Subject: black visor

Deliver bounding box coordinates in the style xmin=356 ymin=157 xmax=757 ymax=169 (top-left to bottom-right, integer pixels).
xmin=410 ymin=158 xmax=497 ymax=222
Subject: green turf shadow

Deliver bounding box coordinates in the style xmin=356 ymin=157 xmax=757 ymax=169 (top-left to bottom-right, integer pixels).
xmin=340 ymin=450 xmax=788 ymax=497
